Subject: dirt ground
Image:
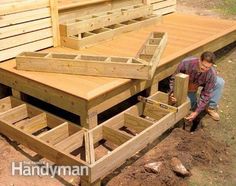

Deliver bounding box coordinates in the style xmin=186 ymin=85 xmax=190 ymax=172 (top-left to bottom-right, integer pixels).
xmin=0 ymin=1 xmax=236 ymax=186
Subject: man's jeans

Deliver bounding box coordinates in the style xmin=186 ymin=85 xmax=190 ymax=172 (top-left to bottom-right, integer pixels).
xmin=188 ymin=76 xmax=225 ymax=110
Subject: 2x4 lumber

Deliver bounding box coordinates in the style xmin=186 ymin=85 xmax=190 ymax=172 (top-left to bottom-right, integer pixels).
xmin=90 ymin=111 xmax=176 ymax=183
xmin=14 ymin=113 xmax=47 ymax=134
xmin=54 ymin=130 xmax=84 ymax=153
xmin=0 ymin=28 xmax=52 ymax=51
xmin=124 ymin=113 xmax=153 ymax=133
xmin=58 ymin=0 xmax=110 ymax=11
xmin=0 ymin=104 xmax=28 ymax=124
xmin=0 ymin=120 xmax=89 ymax=168
xmin=61 ymin=4 xmax=152 ymax=36
xmin=143 ymin=103 xmax=170 ymax=120
xmin=0 ymin=0 xmax=49 ymax=16
xmin=152 ymin=0 xmax=176 ymax=10
xmin=0 ymin=38 xmax=53 ymax=62
xmin=39 ymin=122 xmax=69 ymax=145
xmin=49 ymin=0 xmax=60 ymax=47
xmin=149 ymin=91 xmax=169 ymax=104
xmin=153 ymin=5 xmax=176 ymax=15
xmin=85 ymin=132 xmax=95 ymax=164
xmin=0 ymin=97 xmax=13 ymax=113
xmin=174 ymin=73 xmax=189 ymax=106
xmin=103 ymin=126 xmax=132 ymax=146
xmin=11 ymin=89 xmax=22 ymax=100
xmin=0 ymin=18 xmax=52 ymax=39
xmin=0 ymin=8 xmax=50 ymax=28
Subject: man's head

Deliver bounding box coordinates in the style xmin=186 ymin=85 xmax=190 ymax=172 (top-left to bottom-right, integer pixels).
xmin=199 ymin=51 xmax=216 ymax=72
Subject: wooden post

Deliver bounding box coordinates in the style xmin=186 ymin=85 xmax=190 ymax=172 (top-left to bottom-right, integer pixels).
xmin=49 ymin=0 xmax=60 ymax=46
xmin=81 ymin=132 xmax=100 ymax=186
xmin=11 ymin=88 xmax=25 ymax=100
xmin=174 ymin=73 xmax=189 ymax=106
xmin=80 ymin=109 xmax=98 ymax=129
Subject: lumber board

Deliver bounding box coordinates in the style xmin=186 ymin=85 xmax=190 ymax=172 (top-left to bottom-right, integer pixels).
xmin=39 ymin=122 xmax=70 ymax=145
xmin=124 ymin=113 xmax=153 ymax=133
xmin=0 ymin=97 xmax=15 ymax=113
xmin=49 ymin=0 xmax=61 ymax=46
xmin=58 ymin=0 xmax=110 ymax=11
xmin=85 ymin=132 xmax=96 ymax=164
xmin=0 ymin=104 xmax=28 ymax=124
xmin=0 ymin=0 xmax=49 ymax=15
xmin=0 ymin=8 xmax=51 ymax=28
xmin=0 ymin=38 xmax=53 ymax=62
xmin=14 ymin=113 xmax=48 ymax=134
xmin=103 ymin=126 xmax=132 ymax=146
xmin=0 ymin=28 xmax=52 ymax=51
xmin=0 ymin=18 xmax=52 ymax=39
xmin=153 ymin=5 xmax=176 ymax=15
xmin=152 ymin=0 xmax=176 ymax=10
xmin=54 ymin=130 xmax=85 ymax=153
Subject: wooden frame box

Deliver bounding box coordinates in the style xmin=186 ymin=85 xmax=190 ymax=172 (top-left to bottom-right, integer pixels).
xmin=16 ymin=32 xmax=167 ymax=80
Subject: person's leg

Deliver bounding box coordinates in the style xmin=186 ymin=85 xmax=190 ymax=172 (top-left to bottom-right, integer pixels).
xmin=207 ymin=76 xmax=225 ymax=121
xmin=188 ymin=92 xmax=197 ymax=111
xmin=209 ymin=76 xmax=225 ymax=108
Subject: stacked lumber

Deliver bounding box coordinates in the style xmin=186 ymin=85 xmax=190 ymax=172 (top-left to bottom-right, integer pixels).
xmin=0 ymin=0 xmax=59 ymax=62
xmin=16 ymin=32 xmax=167 ymax=80
xmin=145 ymin=0 xmax=176 ymax=15
xmin=60 ymin=4 xmax=161 ymax=49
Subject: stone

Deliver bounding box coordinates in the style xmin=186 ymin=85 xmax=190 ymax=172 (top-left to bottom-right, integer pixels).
xmin=144 ymin=162 xmax=163 ymax=174
xmin=170 ymin=157 xmax=190 ymax=177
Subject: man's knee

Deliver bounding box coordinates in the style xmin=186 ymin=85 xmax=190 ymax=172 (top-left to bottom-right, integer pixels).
xmin=215 ymin=76 xmax=225 ymax=89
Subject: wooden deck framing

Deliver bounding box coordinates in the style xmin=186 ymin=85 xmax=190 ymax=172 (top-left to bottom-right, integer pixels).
xmin=0 ymin=73 xmax=190 ymax=185
xmin=15 ymin=32 xmax=167 ymax=80
xmin=0 ymin=0 xmax=60 ymax=62
xmin=0 ymin=13 xmax=235 ymax=130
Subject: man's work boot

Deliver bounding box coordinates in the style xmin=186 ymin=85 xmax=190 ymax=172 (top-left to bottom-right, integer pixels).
xmin=206 ymin=107 xmax=220 ymax=121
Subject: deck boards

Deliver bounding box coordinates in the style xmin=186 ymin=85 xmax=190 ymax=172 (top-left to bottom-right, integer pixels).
xmin=0 ymin=13 xmax=235 ymax=102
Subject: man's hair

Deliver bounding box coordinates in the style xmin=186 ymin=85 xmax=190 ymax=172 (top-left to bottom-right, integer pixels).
xmin=200 ymin=51 xmax=216 ymax=64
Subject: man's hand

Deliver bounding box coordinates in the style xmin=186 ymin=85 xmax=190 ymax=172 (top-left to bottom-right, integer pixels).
xmin=185 ymin=111 xmax=198 ymax=122
xmin=168 ymin=93 xmax=177 ymax=105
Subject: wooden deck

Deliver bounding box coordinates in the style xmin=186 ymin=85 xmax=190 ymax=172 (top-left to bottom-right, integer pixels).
xmin=0 ymin=13 xmax=235 ymax=129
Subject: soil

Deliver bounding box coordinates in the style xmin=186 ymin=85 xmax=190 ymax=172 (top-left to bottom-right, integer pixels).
xmin=0 ymin=1 xmax=236 ymax=186
xmin=106 ymin=128 xmax=231 ymax=186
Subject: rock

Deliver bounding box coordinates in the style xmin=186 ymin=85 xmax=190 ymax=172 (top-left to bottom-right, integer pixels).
xmin=170 ymin=157 xmax=190 ymax=177
xmin=144 ymin=162 xmax=163 ymax=174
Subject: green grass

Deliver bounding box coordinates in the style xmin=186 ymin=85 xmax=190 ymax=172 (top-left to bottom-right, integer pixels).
xmin=216 ymin=0 xmax=236 ymax=15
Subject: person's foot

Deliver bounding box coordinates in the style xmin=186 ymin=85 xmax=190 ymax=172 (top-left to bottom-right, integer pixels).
xmin=206 ymin=107 xmax=220 ymax=121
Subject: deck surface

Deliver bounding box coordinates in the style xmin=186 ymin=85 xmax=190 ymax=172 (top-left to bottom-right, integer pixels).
xmin=0 ymin=13 xmax=235 ymax=101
